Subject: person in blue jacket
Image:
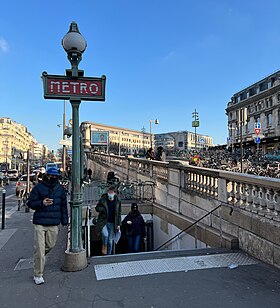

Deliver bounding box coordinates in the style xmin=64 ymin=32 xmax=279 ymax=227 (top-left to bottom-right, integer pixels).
xmin=122 ymin=203 xmax=146 ymax=253
xmin=28 ymin=167 xmax=68 ymax=285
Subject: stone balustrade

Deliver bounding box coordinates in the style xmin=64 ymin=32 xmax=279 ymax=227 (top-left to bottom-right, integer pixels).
xmin=89 ymin=153 xmax=280 ymax=268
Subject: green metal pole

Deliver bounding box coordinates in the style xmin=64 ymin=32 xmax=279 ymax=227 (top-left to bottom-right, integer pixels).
xmin=69 ymin=99 xmax=83 ymax=253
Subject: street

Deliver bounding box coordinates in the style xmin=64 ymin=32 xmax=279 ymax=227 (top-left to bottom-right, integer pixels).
xmin=0 ymin=181 xmax=19 ymax=224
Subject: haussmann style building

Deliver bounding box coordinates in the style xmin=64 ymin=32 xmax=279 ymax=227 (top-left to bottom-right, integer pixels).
xmin=226 ymin=70 xmax=280 ymax=155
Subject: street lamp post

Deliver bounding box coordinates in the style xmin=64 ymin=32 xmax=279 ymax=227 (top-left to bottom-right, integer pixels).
xmin=61 ymin=21 xmax=87 ymax=270
xmin=62 ymin=100 xmax=67 ymax=175
xmin=237 ymin=108 xmax=247 ymax=173
xmin=192 ymin=109 xmax=199 ymax=152
xmin=149 ymin=119 xmax=159 ymax=148
xmin=42 ymin=21 xmax=106 ymax=271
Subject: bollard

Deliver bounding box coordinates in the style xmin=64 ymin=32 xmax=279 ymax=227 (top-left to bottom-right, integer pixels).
xmin=2 ymin=189 xmax=6 ymax=230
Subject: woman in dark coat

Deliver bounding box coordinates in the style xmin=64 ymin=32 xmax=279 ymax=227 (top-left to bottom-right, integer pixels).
xmin=122 ymin=203 xmax=146 ymax=253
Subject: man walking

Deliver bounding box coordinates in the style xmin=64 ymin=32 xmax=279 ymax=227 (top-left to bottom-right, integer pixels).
xmin=28 ymin=167 xmax=68 ymax=285
xmin=95 ymin=186 xmax=121 ymax=255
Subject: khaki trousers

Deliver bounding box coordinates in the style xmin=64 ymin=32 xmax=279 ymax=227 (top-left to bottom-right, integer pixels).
xmin=33 ymin=224 xmax=58 ymax=277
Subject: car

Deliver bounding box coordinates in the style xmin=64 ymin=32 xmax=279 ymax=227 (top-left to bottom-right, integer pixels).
xmin=16 ymin=173 xmax=36 ymax=196
xmin=7 ymin=169 xmax=19 ymax=181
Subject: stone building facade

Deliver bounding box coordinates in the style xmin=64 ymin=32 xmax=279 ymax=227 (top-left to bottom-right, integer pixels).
xmin=155 ymin=131 xmax=213 ymax=153
xmin=226 ymin=70 xmax=280 ymax=154
xmin=80 ymin=121 xmax=152 ymax=155
xmin=0 ymin=117 xmax=46 ymax=170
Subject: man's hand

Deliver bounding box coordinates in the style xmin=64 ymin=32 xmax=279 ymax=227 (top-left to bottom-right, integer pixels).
xmin=43 ymin=198 xmax=53 ymax=206
xmin=127 ymin=220 xmax=132 ymax=225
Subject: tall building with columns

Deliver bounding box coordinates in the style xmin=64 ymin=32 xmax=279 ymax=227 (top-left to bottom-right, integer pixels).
xmin=226 ymin=70 xmax=280 ymax=154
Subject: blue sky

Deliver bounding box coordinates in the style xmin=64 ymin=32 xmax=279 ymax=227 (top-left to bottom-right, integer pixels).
xmin=1 ymin=0 xmax=280 ymax=150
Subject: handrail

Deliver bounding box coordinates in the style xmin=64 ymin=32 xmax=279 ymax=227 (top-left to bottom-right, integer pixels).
xmin=155 ymin=203 xmax=223 ymax=251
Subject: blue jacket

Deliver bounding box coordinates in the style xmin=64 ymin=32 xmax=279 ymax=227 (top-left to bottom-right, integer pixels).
xmin=28 ymin=179 xmax=68 ymax=226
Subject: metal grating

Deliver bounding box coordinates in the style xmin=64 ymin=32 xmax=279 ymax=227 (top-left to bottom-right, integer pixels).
xmin=14 ymin=258 xmax=34 ymax=271
xmin=94 ymin=252 xmax=258 ymax=281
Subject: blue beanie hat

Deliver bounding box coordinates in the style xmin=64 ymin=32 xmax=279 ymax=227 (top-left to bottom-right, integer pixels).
xmin=46 ymin=167 xmax=60 ymax=176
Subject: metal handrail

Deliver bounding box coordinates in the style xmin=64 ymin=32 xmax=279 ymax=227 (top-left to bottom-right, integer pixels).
xmin=155 ymin=203 xmax=223 ymax=251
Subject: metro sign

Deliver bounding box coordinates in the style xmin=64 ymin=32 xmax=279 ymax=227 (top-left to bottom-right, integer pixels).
xmin=42 ymin=72 xmax=106 ymax=101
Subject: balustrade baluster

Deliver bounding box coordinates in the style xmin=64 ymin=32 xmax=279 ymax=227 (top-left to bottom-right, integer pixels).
xmin=228 ymin=181 xmax=235 ymax=205
xmin=199 ymin=174 xmax=203 ymax=193
xmin=240 ymin=183 xmax=247 ymax=209
xmin=235 ymin=182 xmax=241 ymax=207
xmin=252 ymin=186 xmax=260 ymax=213
xmin=214 ymin=178 xmax=218 ymax=198
xmin=205 ymin=176 xmax=210 ymax=195
xmin=246 ymin=184 xmax=254 ymax=211
xmin=266 ymin=188 xmax=277 ymax=218
xmin=258 ymin=187 xmax=268 ymax=216
xmin=274 ymin=190 xmax=280 ymax=218
xmin=202 ymin=174 xmax=207 ymax=194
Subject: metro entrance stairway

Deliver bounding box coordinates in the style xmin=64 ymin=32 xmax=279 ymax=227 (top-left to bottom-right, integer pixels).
xmin=92 ymin=248 xmax=258 ymax=281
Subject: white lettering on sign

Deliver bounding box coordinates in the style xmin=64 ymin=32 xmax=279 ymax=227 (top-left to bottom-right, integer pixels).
xmin=50 ymin=81 xmax=60 ymax=92
xmin=62 ymin=82 xmax=70 ymax=93
xmin=70 ymin=82 xmax=79 ymax=92
xmin=48 ymin=79 xmax=102 ymax=96
xmin=90 ymin=83 xmax=99 ymax=94
xmin=80 ymin=83 xmax=87 ymax=94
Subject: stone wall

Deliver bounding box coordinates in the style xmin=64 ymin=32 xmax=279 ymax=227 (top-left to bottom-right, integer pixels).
xmin=89 ymin=153 xmax=280 ymax=268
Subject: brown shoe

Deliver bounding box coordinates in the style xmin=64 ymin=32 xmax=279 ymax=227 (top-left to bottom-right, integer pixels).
xmin=102 ymin=245 xmax=107 ymax=255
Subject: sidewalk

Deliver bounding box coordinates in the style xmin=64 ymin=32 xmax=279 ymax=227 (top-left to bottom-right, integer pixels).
xmin=0 ymin=201 xmax=280 ymax=308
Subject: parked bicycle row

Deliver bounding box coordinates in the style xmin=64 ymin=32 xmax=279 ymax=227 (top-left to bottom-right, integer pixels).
xmin=176 ymin=149 xmax=280 ymax=178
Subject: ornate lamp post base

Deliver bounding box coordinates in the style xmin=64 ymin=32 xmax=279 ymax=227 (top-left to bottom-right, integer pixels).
xmin=62 ymin=249 xmax=87 ymax=272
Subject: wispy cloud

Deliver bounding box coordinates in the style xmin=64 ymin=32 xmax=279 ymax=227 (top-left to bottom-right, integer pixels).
xmin=162 ymin=51 xmax=177 ymax=62
xmin=0 ymin=37 xmax=9 ymax=52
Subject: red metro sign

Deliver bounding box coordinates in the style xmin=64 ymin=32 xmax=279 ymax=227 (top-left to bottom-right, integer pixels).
xmin=42 ymin=72 xmax=106 ymax=101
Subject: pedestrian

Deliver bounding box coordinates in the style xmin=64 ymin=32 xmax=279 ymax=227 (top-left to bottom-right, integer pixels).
xmin=28 ymin=167 xmax=68 ymax=285
xmin=156 ymin=146 xmax=166 ymax=161
xmin=87 ymin=168 xmax=92 ymax=181
xmin=95 ymin=186 xmax=121 ymax=255
xmin=146 ymin=147 xmax=156 ymax=160
xmin=122 ymin=203 xmax=146 ymax=253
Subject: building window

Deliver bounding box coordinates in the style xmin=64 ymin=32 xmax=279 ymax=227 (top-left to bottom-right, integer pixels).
xmin=259 ymin=82 xmax=268 ymax=91
xmin=249 ymin=87 xmax=256 ymax=96
xmin=266 ymin=113 xmax=272 ymax=127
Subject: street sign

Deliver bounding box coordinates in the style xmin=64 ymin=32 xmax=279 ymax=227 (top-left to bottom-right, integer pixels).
xmin=254 ymin=128 xmax=261 ymax=135
xmin=67 ymin=150 xmax=72 ymax=155
xmin=42 ymin=72 xmax=106 ymax=101
xmin=91 ymin=131 xmax=109 ymax=145
xmin=254 ymin=122 xmax=261 ymax=129
xmin=192 ymin=120 xmax=199 ymax=127
xmin=255 ymin=137 xmax=261 ymax=143
xmin=59 ymin=139 xmax=72 ymax=146
xmin=252 ymin=133 xmax=264 ymax=139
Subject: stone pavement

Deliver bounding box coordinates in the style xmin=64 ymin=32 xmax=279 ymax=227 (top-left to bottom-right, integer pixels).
xmin=0 ymin=201 xmax=280 ymax=308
